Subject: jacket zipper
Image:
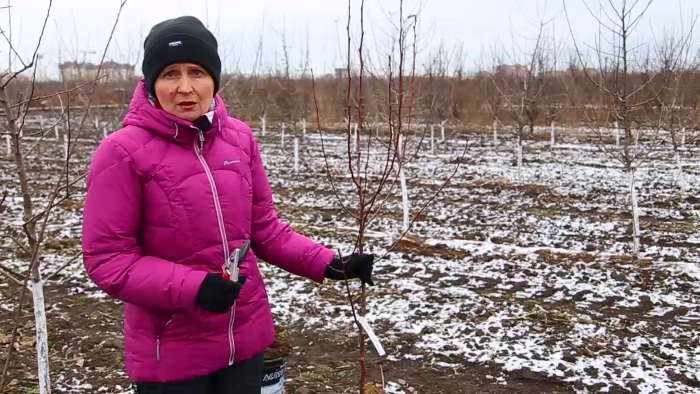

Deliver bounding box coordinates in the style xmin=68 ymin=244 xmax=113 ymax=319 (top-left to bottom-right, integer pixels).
xmin=156 ymin=318 xmax=173 ymax=362
xmin=192 ymin=128 xmax=236 ymax=366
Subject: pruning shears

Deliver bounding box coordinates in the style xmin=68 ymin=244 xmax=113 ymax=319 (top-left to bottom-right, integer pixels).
xmin=222 ymin=240 xmax=250 ymax=282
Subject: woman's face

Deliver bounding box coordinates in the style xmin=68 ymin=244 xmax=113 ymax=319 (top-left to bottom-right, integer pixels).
xmin=153 ymin=63 xmax=214 ymax=121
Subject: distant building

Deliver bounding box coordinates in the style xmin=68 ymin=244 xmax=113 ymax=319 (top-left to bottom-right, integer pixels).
xmin=334 ymin=68 xmax=349 ymax=79
xmin=59 ymin=61 xmax=134 ymax=82
xmin=495 ymin=64 xmax=530 ymax=79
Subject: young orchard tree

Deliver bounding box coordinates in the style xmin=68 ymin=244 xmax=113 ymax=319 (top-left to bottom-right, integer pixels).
xmin=565 ymin=0 xmax=691 ymax=256
xmin=311 ymin=1 xmax=466 ymax=393
xmin=490 ymin=20 xmax=551 ymax=184
xmin=421 ymin=42 xmax=455 ymax=140
xmin=0 ymin=2 xmax=127 ymax=393
xmin=539 ymin=26 xmax=570 ymax=146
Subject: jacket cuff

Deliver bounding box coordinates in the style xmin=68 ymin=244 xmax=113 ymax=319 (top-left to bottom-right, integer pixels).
xmin=179 ymin=269 xmax=208 ymax=313
xmin=308 ymin=248 xmax=337 ymax=284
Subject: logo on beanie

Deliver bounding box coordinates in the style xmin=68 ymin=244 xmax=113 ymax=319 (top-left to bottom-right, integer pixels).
xmin=168 ymin=41 xmax=182 ymax=47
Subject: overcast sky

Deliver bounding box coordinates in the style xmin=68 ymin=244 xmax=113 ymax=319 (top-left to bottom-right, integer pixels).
xmin=0 ymin=0 xmax=697 ymax=79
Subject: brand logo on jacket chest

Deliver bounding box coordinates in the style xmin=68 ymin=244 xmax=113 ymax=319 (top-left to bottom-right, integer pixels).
xmin=223 ymin=160 xmax=240 ymax=166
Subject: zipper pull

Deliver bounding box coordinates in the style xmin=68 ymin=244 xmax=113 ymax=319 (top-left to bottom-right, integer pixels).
xmin=198 ymin=130 xmax=205 ymax=151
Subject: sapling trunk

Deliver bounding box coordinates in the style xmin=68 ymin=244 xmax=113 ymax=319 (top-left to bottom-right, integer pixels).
xmin=430 ymin=124 xmax=434 ymax=154
xmin=260 ymin=115 xmax=266 ymax=137
xmin=294 ymin=138 xmax=299 ymax=173
xmin=30 ymin=280 xmax=50 ymax=394
xmin=400 ymin=168 xmax=409 ymax=232
xmin=681 ymin=127 xmax=686 ymax=146
xmin=493 ymin=121 xmax=498 ymax=143
xmin=281 ymin=123 xmax=285 ymax=149
xmin=399 ymin=135 xmax=410 ymax=232
xmin=352 ymin=123 xmax=357 ymax=154
xmin=629 ymin=170 xmax=641 ymax=255
xmin=517 ymin=140 xmax=523 ymax=184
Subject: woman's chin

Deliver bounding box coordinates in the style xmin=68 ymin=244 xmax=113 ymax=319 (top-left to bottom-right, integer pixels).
xmin=174 ymin=111 xmax=202 ymax=122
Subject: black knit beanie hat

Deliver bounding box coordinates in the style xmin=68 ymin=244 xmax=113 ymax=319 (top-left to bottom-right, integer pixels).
xmin=142 ymin=16 xmax=221 ymax=96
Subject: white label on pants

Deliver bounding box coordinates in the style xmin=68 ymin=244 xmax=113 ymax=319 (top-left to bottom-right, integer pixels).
xmin=261 ymin=378 xmax=284 ymax=394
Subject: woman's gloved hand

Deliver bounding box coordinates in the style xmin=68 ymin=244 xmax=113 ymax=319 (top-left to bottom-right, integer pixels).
xmin=324 ymin=253 xmax=375 ymax=286
xmin=196 ymin=273 xmax=246 ymax=314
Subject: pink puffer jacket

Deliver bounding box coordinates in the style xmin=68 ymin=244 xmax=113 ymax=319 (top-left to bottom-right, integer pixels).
xmin=81 ymin=80 xmax=335 ymax=383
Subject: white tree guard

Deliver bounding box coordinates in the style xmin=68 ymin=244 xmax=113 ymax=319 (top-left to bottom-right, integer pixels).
xmin=29 ymin=280 xmax=51 ymax=394
xmin=260 ymin=115 xmax=266 ymax=137
xmin=63 ymin=134 xmax=69 ymax=160
xmin=399 ymin=134 xmax=410 ymax=232
xmin=614 ymin=121 xmax=619 ymax=147
xmin=54 ymin=126 xmax=59 ymax=141
xmin=39 ymin=115 xmax=44 ymax=129
xmin=351 ymin=123 xmax=357 ymax=153
xmin=400 ymin=168 xmax=409 ymax=232
xmin=301 ymin=118 xmax=306 ymax=138
xmin=281 ymin=123 xmax=285 ymax=149
xmin=94 ymin=117 xmax=99 ymax=129
xmin=493 ymin=121 xmax=498 ymax=143
xmin=353 ymin=122 xmax=358 ymax=148
xmin=550 ymin=121 xmax=555 ymax=148
xmin=681 ymin=127 xmax=686 ymax=146
xmin=440 ymin=120 xmax=446 ymax=141
xmin=294 ymin=138 xmax=299 ymax=173
xmin=517 ymin=144 xmax=523 ymax=184
xmin=430 ymin=124 xmax=435 ymax=154
xmin=629 ymin=171 xmax=641 ymax=255
xmin=103 ymin=126 xmax=108 ymax=140
xmin=5 ymin=135 xmax=10 ymax=157
xmin=676 ymin=151 xmax=687 ymax=192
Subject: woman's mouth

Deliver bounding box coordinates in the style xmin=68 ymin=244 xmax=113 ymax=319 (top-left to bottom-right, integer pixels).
xmin=178 ymin=101 xmax=197 ymax=110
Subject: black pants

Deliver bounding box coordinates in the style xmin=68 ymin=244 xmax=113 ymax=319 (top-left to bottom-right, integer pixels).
xmin=134 ymin=353 xmax=263 ymax=394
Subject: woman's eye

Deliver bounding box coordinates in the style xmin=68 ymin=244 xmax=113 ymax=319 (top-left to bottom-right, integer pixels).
xmin=191 ymin=69 xmax=204 ymax=77
xmin=164 ymin=70 xmax=178 ymax=78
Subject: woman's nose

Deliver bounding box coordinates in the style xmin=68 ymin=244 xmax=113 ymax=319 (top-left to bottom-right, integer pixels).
xmin=177 ymin=77 xmax=194 ymax=94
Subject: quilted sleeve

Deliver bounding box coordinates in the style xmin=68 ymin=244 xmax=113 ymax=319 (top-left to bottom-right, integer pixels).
xmin=81 ymin=139 xmax=207 ymax=313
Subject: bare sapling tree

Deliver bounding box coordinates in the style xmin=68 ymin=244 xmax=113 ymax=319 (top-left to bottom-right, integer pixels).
xmin=565 ymin=0 xmax=691 ymax=256
xmin=653 ymin=19 xmax=699 ymax=193
xmin=539 ymin=23 xmax=570 ymax=148
xmin=490 ymin=19 xmax=551 ymax=184
xmin=422 ymin=42 xmax=454 ymax=146
xmin=0 ymin=2 xmax=127 ymax=392
xmin=310 ymin=1 xmax=466 ymax=393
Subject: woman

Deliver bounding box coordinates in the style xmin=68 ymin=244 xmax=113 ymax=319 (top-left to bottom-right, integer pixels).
xmin=81 ymin=16 xmax=374 ymax=394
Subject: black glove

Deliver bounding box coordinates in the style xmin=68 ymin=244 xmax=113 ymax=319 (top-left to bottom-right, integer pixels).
xmin=324 ymin=253 xmax=375 ymax=286
xmin=196 ymin=273 xmax=246 ymax=314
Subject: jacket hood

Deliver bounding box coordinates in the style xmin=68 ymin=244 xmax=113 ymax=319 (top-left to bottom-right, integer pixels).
xmin=122 ymin=79 xmax=228 ymax=145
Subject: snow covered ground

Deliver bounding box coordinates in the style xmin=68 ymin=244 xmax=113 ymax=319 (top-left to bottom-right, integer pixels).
xmin=1 ymin=127 xmax=699 ymax=393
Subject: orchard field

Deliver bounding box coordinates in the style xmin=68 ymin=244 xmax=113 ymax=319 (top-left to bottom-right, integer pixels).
xmin=1 ymin=115 xmax=699 ymax=393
